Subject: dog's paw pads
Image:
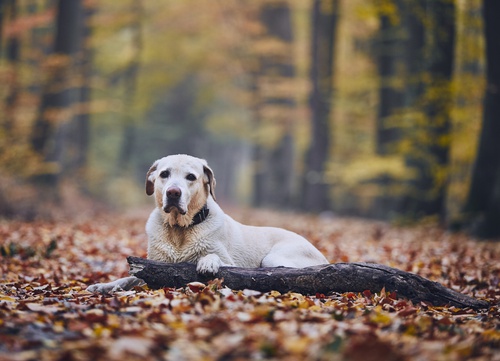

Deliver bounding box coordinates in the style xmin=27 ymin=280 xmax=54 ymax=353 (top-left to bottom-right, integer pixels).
xmin=196 ymin=254 xmax=222 ymax=274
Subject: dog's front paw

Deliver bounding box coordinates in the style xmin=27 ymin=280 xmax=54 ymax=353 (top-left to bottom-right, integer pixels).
xmin=196 ymin=254 xmax=222 ymax=274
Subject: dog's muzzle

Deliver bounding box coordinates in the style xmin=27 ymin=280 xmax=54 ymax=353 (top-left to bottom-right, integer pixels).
xmin=163 ymin=186 xmax=186 ymax=214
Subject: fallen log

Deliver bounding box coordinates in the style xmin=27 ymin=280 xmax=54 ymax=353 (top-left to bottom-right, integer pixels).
xmin=127 ymin=256 xmax=489 ymax=310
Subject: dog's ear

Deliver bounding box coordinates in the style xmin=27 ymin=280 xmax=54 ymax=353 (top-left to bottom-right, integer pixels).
xmin=145 ymin=161 xmax=159 ymax=196
xmin=203 ymin=164 xmax=217 ymax=201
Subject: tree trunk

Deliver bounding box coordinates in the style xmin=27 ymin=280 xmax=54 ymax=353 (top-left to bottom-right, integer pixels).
xmin=423 ymin=0 xmax=455 ymax=219
xmin=401 ymin=0 xmax=455 ymax=219
xmin=372 ymin=2 xmax=407 ymax=218
xmin=252 ymin=144 xmax=267 ymax=207
xmin=30 ymin=0 xmax=83 ymax=188
xmin=0 ymin=0 xmax=4 ymax=56
xmin=0 ymin=0 xmax=8 ymax=57
xmin=118 ymin=0 xmax=143 ymax=171
xmin=127 ymin=257 xmax=489 ymax=310
xmin=463 ymin=0 xmax=500 ymax=238
xmin=0 ymin=0 xmax=18 ymax=218
xmin=71 ymin=2 xmax=94 ymax=178
xmin=269 ymin=132 xmax=294 ymax=207
xmin=2 ymin=0 xmax=19 ymax=134
xmin=252 ymin=1 xmax=296 ymax=208
xmin=301 ymin=0 xmax=339 ymax=212
xmin=375 ymin=2 xmax=405 ymax=155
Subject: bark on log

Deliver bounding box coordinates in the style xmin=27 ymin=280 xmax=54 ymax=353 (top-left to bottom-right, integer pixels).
xmin=127 ymin=256 xmax=489 ymax=309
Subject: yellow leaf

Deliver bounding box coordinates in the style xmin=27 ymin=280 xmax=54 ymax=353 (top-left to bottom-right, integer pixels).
xmin=93 ymin=324 xmax=112 ymax=338
xmin=369 ymin=307 xmax=393 ymax=327
xmin=284 ymin=337 xmax=310 ymax=354
xmin=482 ymin=329 xmax=500 ymax=341
xmin=0 ymin=295 xmax=16 ymax=303
xmin=269 ymin=290 xmax=281 ymax=297
xmin=404 ymin=324 xmax=417 ymax=336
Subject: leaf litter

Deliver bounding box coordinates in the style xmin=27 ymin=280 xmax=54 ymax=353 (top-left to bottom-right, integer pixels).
xmin=0 ymin=209 xmax=499 ymax=360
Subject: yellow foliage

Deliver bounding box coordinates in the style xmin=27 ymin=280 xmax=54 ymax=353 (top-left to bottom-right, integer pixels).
xmin=328 ymin=155 xmax=414 ymax=187
xmin=0 ymin=0 xmax=489 ymax=220
xmin=205 ymin=112 xmax=252 ymax=140
xmin=355 ymin=0 xmax=400 ymax=26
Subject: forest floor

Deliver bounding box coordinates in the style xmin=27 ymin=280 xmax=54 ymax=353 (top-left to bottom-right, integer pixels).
xmin=0 ymin=207 xmax=499 ymax=361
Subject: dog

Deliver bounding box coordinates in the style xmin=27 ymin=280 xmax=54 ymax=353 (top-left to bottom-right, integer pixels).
xmin=87 ymin=154 xmax=328 ymax=293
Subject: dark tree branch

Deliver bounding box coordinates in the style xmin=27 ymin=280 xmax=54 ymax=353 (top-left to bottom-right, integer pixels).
xmin=127 ymin=257 xmax=489 ymax=310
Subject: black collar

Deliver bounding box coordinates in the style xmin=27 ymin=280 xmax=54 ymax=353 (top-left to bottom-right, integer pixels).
xmin=190 ymin=204 xmax=210 ymax=226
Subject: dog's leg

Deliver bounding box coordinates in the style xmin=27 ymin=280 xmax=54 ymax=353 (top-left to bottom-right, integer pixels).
xmin=86 ymin=276 xmax=145 ymax=294
xmin=261 ymin=242 xmax=328 ymax=268
xmin=196 ymin=244 xmax=237 ymax=274
xmin=196 ymin=254 xmax=223 ymax=274
xmin=261 ymin=254 xmax=294 ymax=268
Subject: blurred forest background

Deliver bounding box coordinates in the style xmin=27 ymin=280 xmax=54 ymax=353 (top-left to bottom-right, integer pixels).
xmin=0 ymin=0 xmax=499 ymax=238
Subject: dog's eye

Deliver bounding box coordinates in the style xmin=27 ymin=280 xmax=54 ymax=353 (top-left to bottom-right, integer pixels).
xmin=160 ymin=170 xmax=170 ymax=179
xmin=186 ymin=173 xmax=196 ymax=181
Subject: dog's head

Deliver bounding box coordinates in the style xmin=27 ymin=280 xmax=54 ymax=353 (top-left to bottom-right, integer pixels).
xmin=145 ymin=154 xmax=216 ymax=227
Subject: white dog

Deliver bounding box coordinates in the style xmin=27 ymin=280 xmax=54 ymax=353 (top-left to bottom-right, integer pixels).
xmin=87 ymin=154 xmax=328 ymax=293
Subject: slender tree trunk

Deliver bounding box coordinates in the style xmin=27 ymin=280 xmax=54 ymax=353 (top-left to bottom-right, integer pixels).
xmin=463 ymin=0 xmax=500 ymax=238
xmin=269 ymin=132 xmax=294 ymax=207
xmin=252 ymin=144 xmax=267 ymax=207
xmin=0 ymin=0 xmax=4 ymax=56
xmin=2 ymin=0 xmax=19 ymax=134
xmin=0 ymin=0 xmax=8 ymax=57
xmin=71 ymin=2 xmax=95 ymax=177
xmin=301 ymin=0 xmax=339 ymax=212
xmin=118 ymin=0 xmax=143 ymax=170
xmin=0 ymin=0 xmax=17 ymax=218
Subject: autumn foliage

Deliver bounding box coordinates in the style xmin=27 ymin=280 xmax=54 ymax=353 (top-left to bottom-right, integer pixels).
xmin=2 ymin=0 xmax=499 ymax=236
xmin=1 ymin=209 xmax=499 ymax=360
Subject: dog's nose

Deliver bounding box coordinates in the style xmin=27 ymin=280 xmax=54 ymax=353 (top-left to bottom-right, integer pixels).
xmin=166 ymin=186 xmax=182 ymax=200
